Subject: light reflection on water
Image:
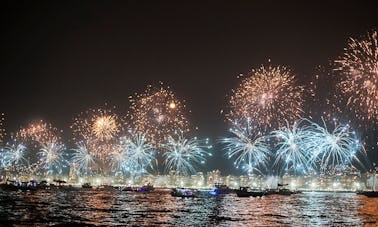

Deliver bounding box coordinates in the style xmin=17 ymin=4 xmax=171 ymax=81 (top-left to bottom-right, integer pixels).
xmin=0 ymin=189 xmax=377 ymax=226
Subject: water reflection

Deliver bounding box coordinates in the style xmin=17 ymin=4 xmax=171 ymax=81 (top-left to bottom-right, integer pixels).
xmin=0 ymin=189 xmax=377 ymax=226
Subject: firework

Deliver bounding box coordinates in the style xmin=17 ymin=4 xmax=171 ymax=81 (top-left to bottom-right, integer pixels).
xmin=162 ymin=135 xmax=211 ymax=176
xmin=18 ymin=120 xmax=60 ymax=145
xmin=38 ymin=142 xmax=66 ymax=175
xmin=228 ymin=65 xmax=304 ymax=132
xmin=72 ymin=106 xmax=122 ymax=160
xmin=71 ymin=142 xmax=96 ymax=175
xmin=111 ymin=133 xmax=156 ymax=175
xmin=0 ymin=143 xmax=27 ymax=167
xmin=222 ymin=118 xmax=270 ymax=174
xmin=334 ymin=30 xmax=378 ymax=122
xmin=17 ymin=120 xmax=66 ymax=175
xmin=308 ymin=119 xmax=364 ymax=173
xmin=128 ymin=83 xmax=190 ymax=146
xmin=271 ymin=119 xmax=315 ymax=175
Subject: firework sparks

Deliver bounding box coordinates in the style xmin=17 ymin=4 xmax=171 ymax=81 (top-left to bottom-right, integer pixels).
xmin=334 ymin=30 xmax=378 ymax=122
xmin=111 ymin=133 xmax=156 ymax=175
xmin=309 ymin=119 xmax=365 ymax=173
xmin=1 ymin=143 xmax=27 ymax=167
xmin=222 ymin=118 xmax=271 ymax=174
xmin=38 ymin=142 xmax=66 ymax=175
xmin=163 ymin=135 xmax=211 ymax=176
xmin=128 ymin=83 xmax=190 ymax=146
xmin=92 ymin=115 xmax=118 ymax=141
xmin=228 ymin=65 xmax=304 ymax=133
xmin=72 ymin=142 xmax=96 ymax=175
xmin=72 ymin=106 xmax=122 ymax=160
xmin=17 ymin=120 xmax=66 ymax=175
xmin=271 ymin=119 xmax=315 ymax=175
xmin=18 ymin=120 xmax=60 ymax=145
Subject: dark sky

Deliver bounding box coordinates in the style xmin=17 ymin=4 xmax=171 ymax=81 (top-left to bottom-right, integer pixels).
xmin=1 ymin=1 xmax=377 ymax=173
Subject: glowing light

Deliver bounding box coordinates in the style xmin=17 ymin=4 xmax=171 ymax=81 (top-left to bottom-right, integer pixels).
xmin=169 ymin=102 xmax=176 ymax=109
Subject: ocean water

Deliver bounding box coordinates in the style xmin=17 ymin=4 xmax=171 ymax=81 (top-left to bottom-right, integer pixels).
xmin=0 ymin=188 xmax=377 ymax=226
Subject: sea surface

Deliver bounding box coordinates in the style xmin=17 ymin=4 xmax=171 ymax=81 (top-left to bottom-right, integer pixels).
xmin=0 ymin=188 xmax=377 ymax=226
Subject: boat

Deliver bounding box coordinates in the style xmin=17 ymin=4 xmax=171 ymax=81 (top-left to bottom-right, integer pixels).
xmin=121 ymin=186 xmax=137 ymax=192
xmin=139 ymin=183 xmax=154 ymax=192
xmin=122 ymin=183 xmax=154 ymax=192
xmin=214 ymin=183 xmax=234 ymax=194
xmin=274 ymin=183 xmax=293 ymax=196
xmin=235 ymin=187 xmax=266 ymax=197
xmin=357 ymin=191 xmax=378 ymax=197
xmin=171 ymin=188 xmax=198 ymax=198
xmin=358 ymin=169 xmax=378 ymax=197
xmin=82 ymin=183 xmax=92 ymax=188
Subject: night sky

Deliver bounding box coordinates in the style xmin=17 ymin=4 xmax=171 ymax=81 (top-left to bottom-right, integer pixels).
xmin=1 ymin=1 xmax=377 ymax=173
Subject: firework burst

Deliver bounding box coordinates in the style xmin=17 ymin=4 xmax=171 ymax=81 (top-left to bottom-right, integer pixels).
xmin=222 ymin=118 xmax=271 ymax=174
xmin=309 ymin=119 xmax=365 ymax=174
xmin=17 ymin=120 xmax=66 ymax=175
xmin=0 ymin=142 xmax=27 ymax=167
xmin=111 ymin=133 xmax=156 ymax=175
xmin=163 ymin=135 xmax=211 ymax=176
xmin=228 ymin=65 xmax=304 ymax=133
xmin=72 ymin=106 xmax=122 ymax=160
xmin=18 ymin=120 xmax=60 ymax=145
xmin=71 ymin=142 xmax=96 ymax=175
xmin=271 ymin=119 xmax=315 ymax=175
xmin=334 ymin=30 xmax=378 ymax=122
xmin=38 ymin=142 xmax=66 ymax=175
xmin=128 ymin=83 xmax=190 ymax=146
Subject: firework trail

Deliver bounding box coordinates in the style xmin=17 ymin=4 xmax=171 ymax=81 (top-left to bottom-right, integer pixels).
xmin=0 ymin=113 xmax=5 ymax=144
xmin=228 ymin=65 xmax=304 ymax=133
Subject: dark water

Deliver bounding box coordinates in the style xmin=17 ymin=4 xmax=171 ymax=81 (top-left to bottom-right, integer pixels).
xmin=0 ymin=189 xmax=377 ymax=226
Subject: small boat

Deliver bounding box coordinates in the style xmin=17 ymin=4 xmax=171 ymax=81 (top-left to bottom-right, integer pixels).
xmin=235 ymin=187 xmax=266 ymax=197
xmin=121 ymin=186 xmax=137 ymax=191
xmin=122 ymin=183 xmax=154 ymax=192
xmin=357 ymin=191 xmax=378 ymax=197
xmin=139 ymin=183 xmax=154 ymax=192
xmin=82 ymin=183 xmax=92 ymax=188
xmin=96 ymin=185 xmax=115 ymax=190
xmin=214 ymin=183 xmax=234 ymax=194
xmin=171 ymin=188 xmax=197 ymax=198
